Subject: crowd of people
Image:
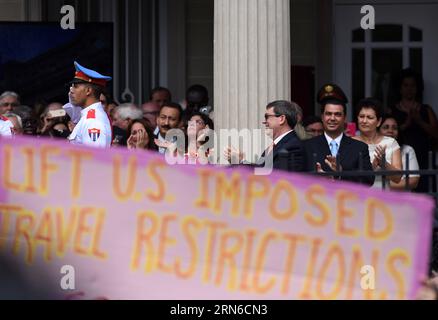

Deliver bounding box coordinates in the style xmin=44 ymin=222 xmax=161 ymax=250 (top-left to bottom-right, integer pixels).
xmin=1 ymin=62 xmax=438 ymax=298
xmin=0 ymin=64 xmax=437 ymax=193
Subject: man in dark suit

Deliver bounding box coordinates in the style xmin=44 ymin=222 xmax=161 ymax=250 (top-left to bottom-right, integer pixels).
xmin=257 ymin=100 xmax=304 ymax=173
xmin=225 ymin=100 xmax=304 ymax=174
xmin=304 ymin=84 xmax=375 ymax=186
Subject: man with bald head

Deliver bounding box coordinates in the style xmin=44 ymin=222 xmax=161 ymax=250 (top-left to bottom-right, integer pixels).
xmin=150 ymin=87 xmax=172 ymax=108
xmin=141 ymin=101 xmax=160 ymax=128
xmin=47 ymin=102 xmax=63 ymax=111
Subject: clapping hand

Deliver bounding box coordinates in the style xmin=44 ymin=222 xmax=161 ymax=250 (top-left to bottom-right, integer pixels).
xmin=223 ymin=146 xmax=244 ymax=164
xmin=154 ymin=138 xmax=179 ymax=156
xmin=316 ymin=156 xmax=341 ymax=172
xmin=372 ymin=145 xmax=386 ymax=170
xmin=154 ymin=138 xmax=172 ymax=149
xmin=316 ymin=156 xmax=342 ymax=180
xmin=325 ymin=155 xmax=341 ymax=172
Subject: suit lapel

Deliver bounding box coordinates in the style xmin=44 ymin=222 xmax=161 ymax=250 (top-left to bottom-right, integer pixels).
xmin=307 ymin=135 xmax=331 ymax=171
xmin=258 ymin=131 xmax=295 ymax=166
xmin=318 ymin=135 xmax=332 ymax=157
xmin=337 ymin=135 xmax=352 ymax=164
xmin=271 ymin=131 xmax=293 ymax=159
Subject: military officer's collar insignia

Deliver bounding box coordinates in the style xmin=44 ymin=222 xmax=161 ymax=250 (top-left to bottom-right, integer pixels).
xmin=87 ymin=109 xmax=96 ymax=119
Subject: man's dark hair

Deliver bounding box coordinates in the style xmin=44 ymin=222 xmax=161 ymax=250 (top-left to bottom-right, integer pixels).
xmin=149 ymin=87 xmax=172 ymax=101
xmin=186 ymin=85 xmax=209 ymax=100
xmin=321 ymin=101 xmax=347 ymax=115
xmin=160 ymin=102 xmax=183 ymax=121
xmin=186 ymin=85 xmax=209 ymax=111
xmin=266 ymin=100 xmax=297 ymax=129
xmin=302 ymin=115 xmax=323 ymax=128
xmin=127 ymin=118 xmax=158 ymax=151
xmin=380 ymin=113 xmax=404 ymax=145
xmin=85 ymin=83 xmax=104 ymax=100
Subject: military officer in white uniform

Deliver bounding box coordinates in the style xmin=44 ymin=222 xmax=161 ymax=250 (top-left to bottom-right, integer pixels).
xmin=68 ymin=61 xmax=112 ymax=148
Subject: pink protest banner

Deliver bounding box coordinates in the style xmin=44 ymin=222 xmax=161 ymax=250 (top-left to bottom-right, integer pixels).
xmin=0 ymin=135 xmax=434 ymax=300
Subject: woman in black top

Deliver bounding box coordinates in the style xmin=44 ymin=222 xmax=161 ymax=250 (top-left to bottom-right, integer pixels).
xmin=390 ymin=68 xmax=438 ymax=192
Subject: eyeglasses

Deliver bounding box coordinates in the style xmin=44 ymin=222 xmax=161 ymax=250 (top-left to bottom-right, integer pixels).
xmin=0 ymin=102 xmax=19 ymax=108
xmin=306 ymin=129 xmax=324 ymax=134
xmin=264 ymin=114 xmax=282 ymax=121
xmin=381 ymin=125 xmax=398 ymax=130
xmin=144 ymin=111 xmax=160 ymax=116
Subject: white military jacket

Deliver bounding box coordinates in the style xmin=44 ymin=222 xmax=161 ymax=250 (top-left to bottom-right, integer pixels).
xmin=68 ymin=102 xmax=112 ymax=148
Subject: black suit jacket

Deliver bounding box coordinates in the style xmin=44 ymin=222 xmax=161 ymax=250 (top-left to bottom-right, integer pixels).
xmin=257 ymin=131 xmax=305 ymax=172
xmin=304 ymin=134 xmax=375 ymax=186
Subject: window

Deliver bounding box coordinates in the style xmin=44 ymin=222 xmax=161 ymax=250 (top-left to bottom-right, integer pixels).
xmin=350 ymin=24 xmax=423 ymax=113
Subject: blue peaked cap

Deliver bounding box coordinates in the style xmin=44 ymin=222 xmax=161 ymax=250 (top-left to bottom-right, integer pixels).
xmin=73 ymin=61 xmax=112 ymax=85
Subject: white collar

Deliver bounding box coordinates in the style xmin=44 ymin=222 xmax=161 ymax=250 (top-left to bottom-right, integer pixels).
xmin=81 ymin=102 xmax=103 ymax=117
xmin=274 ymin=130 xmax=293 ymax=145
xmin=324 ymin=132 xmax=343 ymax=146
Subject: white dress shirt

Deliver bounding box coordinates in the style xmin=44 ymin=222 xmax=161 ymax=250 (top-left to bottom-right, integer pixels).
xmin=274 ymin=130 xmax=294 ymax=146
xmin=324 ymin=132 xmax=343 ymax=155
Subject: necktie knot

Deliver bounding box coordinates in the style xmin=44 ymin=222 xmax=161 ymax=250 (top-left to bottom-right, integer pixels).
xmin=267 ymin=142 xmax=276 ymax=155
xmin=330 ymin=140 xmax=338 ymax=157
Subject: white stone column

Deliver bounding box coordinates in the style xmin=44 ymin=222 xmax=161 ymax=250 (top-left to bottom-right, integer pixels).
xmin=214 ymin=0 xmax=291 ymax=133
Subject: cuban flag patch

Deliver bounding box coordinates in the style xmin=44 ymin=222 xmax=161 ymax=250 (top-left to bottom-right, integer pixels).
xmin=88 ymin=128 xmax=101 ymax=142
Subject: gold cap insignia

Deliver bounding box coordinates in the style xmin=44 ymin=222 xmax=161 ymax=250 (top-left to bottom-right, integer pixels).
xmin=325 ymin=85 xmax=334 ymax=93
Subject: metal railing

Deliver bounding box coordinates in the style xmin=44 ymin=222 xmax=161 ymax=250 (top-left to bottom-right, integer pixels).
xmin=276 ymin=150 xmax=437 ymax=195
xmin=278 ymin=150 xmax=438 ymax=272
